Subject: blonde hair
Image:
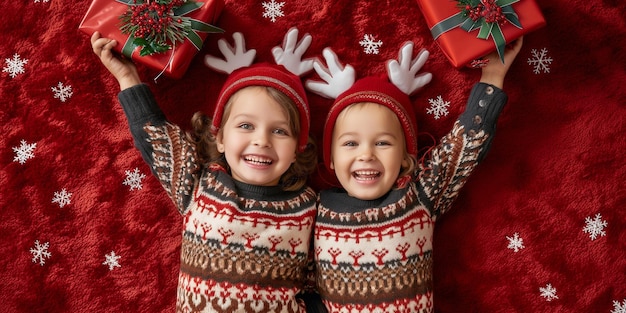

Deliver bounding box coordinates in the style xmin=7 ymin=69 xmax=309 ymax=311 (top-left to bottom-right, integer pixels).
xmin=187 ymin=86 xmax=317 ymax=191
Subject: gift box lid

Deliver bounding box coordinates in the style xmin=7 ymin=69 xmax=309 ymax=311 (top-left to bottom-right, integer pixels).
xmin=417 ymin=0 xmax=546 ymax=68
xmin=79 ymin=0 xmax=224 ymax=79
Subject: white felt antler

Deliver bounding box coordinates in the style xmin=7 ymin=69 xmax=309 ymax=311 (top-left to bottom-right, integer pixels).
xmin=272 ymin=27 xmax=316 ymax=76
xmin=386 ymin=41 xmax=432 ymax=95
xmin=305 ymin=47 xmax=356 ymax=99
xmin=204 ymin=32 xmax=256 ymax=74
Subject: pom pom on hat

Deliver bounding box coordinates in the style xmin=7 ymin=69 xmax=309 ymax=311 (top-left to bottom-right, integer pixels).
xmin=211 ymin=63 xmax=311 ymax=152
xmin=322 ymin=76 xmax=418 ymax=172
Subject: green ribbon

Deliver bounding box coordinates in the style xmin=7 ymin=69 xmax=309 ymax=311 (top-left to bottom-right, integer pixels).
xmin=430 ymin=0 xmax=522 ymax=63
xmin=116 ymin=0 xmax=224 ymax=57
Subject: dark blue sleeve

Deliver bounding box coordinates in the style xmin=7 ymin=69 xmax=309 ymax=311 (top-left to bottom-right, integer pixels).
xmin=458 ymin=82 xmax=508 ymax=161
xmin=417 ymin=83 xmax=508 ymax=218
xmin=117 ymin=84 xmax=167 ymax=169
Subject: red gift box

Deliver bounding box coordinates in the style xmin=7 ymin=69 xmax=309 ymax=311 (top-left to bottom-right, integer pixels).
xmin=416 ymin=0 xmax=546 ymax=68
xmin=79 ymin=0 xmax=224 ymax=79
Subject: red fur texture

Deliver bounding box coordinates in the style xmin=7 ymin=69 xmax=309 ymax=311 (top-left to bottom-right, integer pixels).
xmin=1 ymin=0 xmax=625 ymax=312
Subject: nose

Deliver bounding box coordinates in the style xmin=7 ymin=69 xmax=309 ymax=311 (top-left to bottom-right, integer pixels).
xmin=357 ymin=145 xmax=374 ymax=161
xmin=252 ymin=131 xmax=271 ymax=148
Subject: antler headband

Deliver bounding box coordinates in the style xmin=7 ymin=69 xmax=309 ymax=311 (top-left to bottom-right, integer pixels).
xmin=305 ymin=42 xmax=433 ymax=170
xmin=204 ymin=28 xmax=317 ymax=152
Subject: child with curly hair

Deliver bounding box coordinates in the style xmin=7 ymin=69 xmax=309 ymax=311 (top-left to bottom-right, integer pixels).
xmin=91 ymin=28 xmax=320 ymax=312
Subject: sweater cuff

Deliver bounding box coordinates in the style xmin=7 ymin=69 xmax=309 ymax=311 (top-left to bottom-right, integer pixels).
xmin=117 ymin=84 xmax=167 ymax=126
xmin=459 ymin=82 xmax=508 ymax=137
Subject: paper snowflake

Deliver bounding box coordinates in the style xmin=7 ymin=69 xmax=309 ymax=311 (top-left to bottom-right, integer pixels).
xmin=12 ymin=140 xmax=37 ymax=164
xmin=123 ymin=168 xmax=146 ymax=191
xmin=262 ymin=0 xmax=285 ymax=22
xmin=30 ymin=240 xmax=51 ymax=266
xmin=3 ymin=53 xmax=28 ymax=78
xmin=527 ymin=48 xmax=552 ymax=74
xmin=612 ymin=299 xmax=626 ymax=313
xmin=506 ymin=232 xmax=525 ymax=252
xmin=583 ymin=213 xmax=607 ymax=240
xmin=359 ymin=34 xmax=383 ymax=55
xmin=539 ymin=283 xmax=559 ymax=302
xmin=426 ymin=95 xmax=450 ymax=120
xmin=52 ymin=188 xmax=72 ymax=208
xmin=103 ymin=251 xmax=122 ymax=271
xmin=51 ymin=82 xmax=73 ymax=102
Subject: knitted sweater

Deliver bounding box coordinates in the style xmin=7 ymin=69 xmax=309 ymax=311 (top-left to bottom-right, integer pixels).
xmin=118 ymin=84 xmax=317 ymax=313
xmin=314 ymin=83 xmax=507 ymax=313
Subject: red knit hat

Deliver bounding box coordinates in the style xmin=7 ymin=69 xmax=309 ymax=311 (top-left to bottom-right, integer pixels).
xmin=322 ymin=76 xmax=418 ymax=171
xmin=211 ymin=63 xmax=310 ymax=152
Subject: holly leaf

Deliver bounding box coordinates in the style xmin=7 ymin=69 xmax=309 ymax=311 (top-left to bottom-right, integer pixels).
xmin=133 ymin=38 xmax=171 ymax=56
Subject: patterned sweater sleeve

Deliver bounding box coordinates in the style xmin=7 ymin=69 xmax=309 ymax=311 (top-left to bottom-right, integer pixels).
xmin=118 ymin=84 xmax=199 ymax=214
xmin=417 ymin=82 xmax=508 ymax=219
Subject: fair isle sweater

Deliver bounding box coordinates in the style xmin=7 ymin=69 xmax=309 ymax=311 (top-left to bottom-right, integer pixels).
xmin=118 ymin=84 xmax=317 ymax=313
xmin=314 ymin=83 xmax=508 ymax=313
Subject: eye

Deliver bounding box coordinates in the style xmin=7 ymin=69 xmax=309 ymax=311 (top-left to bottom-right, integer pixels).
xmin=237 ymin=123 xmax=253 ymax=130
xmin=272 ymin=128 xmax=290 ymax=136
xmin=375 ymin=141 xmax=392 ymax=146
xmin=341 ymin=141 xmax=357 ymax=147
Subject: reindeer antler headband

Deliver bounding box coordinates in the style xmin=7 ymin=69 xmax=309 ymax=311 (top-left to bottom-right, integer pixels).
xmin=204 ymin=28 xmax=316 ymax=153
xmin=305 ymin=42 xmax=433 ymax=171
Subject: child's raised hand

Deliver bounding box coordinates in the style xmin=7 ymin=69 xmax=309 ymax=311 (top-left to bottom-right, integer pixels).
xmin=305 ymin=47 xmax=355 ymax=99
xmin=386 ymin=42 xmax=432 ymax=95
xmin=480 ymin=37 xmax=524 ymax=89
xmin=90 ymin=31 xmax=140 ymax=90
xmin=272 ymin=27 xmax=317 ymax=76
xmin=205 ymin=32 xmax=256 ymax=74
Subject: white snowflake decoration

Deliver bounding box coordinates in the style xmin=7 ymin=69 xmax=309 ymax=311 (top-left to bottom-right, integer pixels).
xmin=583 ymin=213 xmax=607 ymax=240
xmin=51 ymin=82 xmax=73 ymax=102
xmin=30 ymin=240 xmax=51 ymax=266
xmin=262 ymin=0 xmax=285 ymax=22
xmin=426 ymin=95 xmax=450 ymax=120
xmin=359 ymin=34 xmax=383 ymax=55
xmin=3 ymin=53 xmax=28 ymax=78
xmin=123 ymin=168 xmax=146 ymax=191
xmin=12 ymin=140 xmax=37 ymax=164
xmin=103 ymin=251 xmax=122 ymax=271
xmin=52 ymin=188 xmax=72 ymax=208
xmin=527 ymin=48 xmax=552 ymax=74
xmin=539 ymin=283 xmax=559 ymax=302
xmin=34 ymin=0 xmax=50 ymax=2
xmin=612 ymin=299 xmax=626 ymax=313
xmin=506 ymin=232 xmax=525 ymax=252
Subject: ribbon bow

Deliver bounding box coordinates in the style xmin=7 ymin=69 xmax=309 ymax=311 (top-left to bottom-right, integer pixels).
xmin=117 ymin=0 xmax=223 ymax=57
xmin=431 ymin=0 xmax=522 ymax=63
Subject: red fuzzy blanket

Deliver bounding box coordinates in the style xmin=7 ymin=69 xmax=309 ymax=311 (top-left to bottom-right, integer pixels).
xmin=2 ymin=0 xmax=625 ymax=312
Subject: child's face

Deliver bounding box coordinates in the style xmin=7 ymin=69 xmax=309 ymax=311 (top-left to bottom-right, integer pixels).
xmin=330 ymin=103 xmax=409 ymax=200
xmin=216 ymin=86 xmax=298 ymax=186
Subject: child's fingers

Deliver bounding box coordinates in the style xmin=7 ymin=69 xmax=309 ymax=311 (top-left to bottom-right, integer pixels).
xmin=90 ymin=31 xmax=101 ymax=45
xmin=91 ymin=32 xmax=104 ymax=55
xmin=104 ymin=39 xmax=118 ymax=51
xmin=506 ymin=37 xmax=523 ymax=55
xmin=511 ymin=36 xmax=523 ymax=51
xmin=91 ymin=32 xmax=117 ymax=56
xmin=503 ymin=37 xmax=523 ymax=63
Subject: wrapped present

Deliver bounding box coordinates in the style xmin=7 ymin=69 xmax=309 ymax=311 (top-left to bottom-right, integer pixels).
xmin=416 ymin=0 xmax=546 ymax=68
xmin=79 ymin=0 xmax=224 ymax=79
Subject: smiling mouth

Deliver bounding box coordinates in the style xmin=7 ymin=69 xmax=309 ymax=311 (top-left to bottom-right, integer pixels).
xmin=244 ymin=155 xmax=273 ymax=165
xmin=353 ymin=170 xmax=381 ymax=181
